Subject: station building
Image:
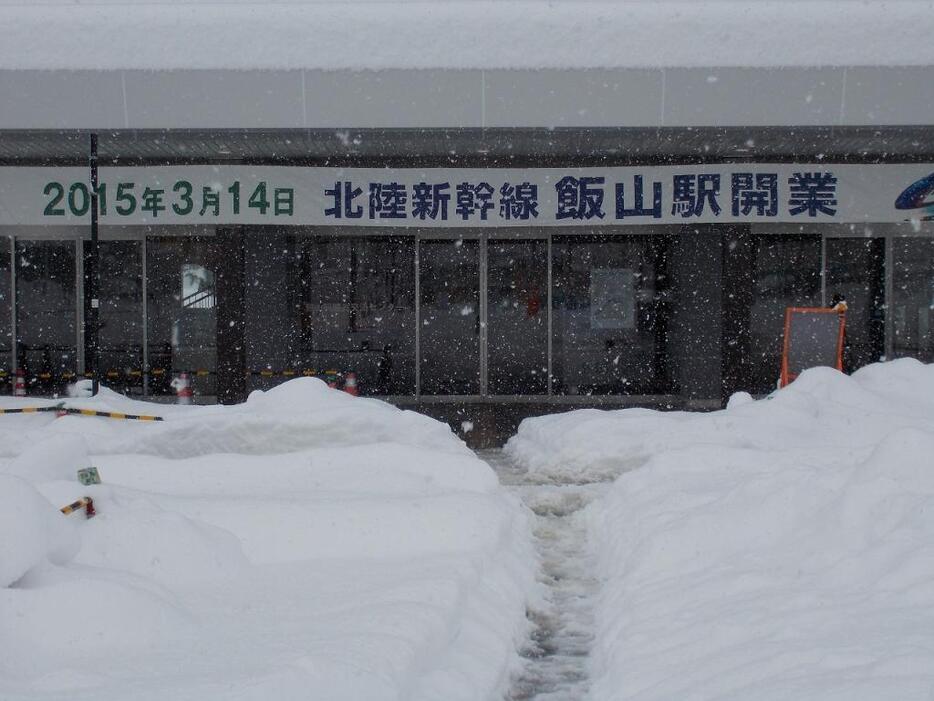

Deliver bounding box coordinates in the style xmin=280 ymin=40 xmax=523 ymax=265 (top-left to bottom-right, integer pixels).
xmin=0 ymin=6 xmax=932 ymax=442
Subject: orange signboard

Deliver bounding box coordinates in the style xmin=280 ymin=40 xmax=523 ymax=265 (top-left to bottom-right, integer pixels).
xmin=780 ymin=307 xmax=846 ymax=388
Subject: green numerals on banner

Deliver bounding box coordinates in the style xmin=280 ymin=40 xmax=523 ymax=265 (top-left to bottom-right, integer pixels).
xmin=43 ymin=182 xmax=102 ymax=216
xmin=173 ymin=180 xmax=194 ymax=215
xmin=115 ymin=182 xmax=136 ymax=215
xmin=42 ymin=180 xmax=295 ymax=219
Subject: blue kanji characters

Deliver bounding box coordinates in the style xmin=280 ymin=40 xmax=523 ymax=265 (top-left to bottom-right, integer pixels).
xmin=455 ymin=182 xmax=495 ymax=220
xmin=671 ymin=174 xmax=721 ymax=217
xmin=412 ymin=182 xmax=451 ymax=221
xmin=731 ymin=173 xmax=778 ymax=217
xmin=615 ymin=176 xmax=662 ymax=219
xmin=368 ymin=182 xmax=407 ymax=219
xmin=324 ymin=181 xmax=364 ymax=219
xmin=500 ymin=182 xmax=539 ymax=220
xmin=788 ymin=172 xmax=837 ymax=217
xmin=555 ymin=176 xmax=606 ymax=220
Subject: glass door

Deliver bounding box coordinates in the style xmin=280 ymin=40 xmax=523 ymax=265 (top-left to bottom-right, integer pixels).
xmin=747 ymin=234 xmax=822 ymax=393
xmin=487 ymin=239 xmax=548 ymax=394
xmin=297 ymin=235 xmax=416 ymax=396
xmin=15 ymin=239 xmax=78 ymax=395
xmin=893 ymin=237 xmax=934 ymax=362
xmin=419 ymin=238 xmax=480 ymax=395
xmin=551 ymin=235 xmax=672 ymax=395
xmin=0 ymin=237 xmax=11 ymax=389
xmin=88 ymin=240 xmax=144 ymax=394
xmin=147 ymin=236 xmax=218 ymax=398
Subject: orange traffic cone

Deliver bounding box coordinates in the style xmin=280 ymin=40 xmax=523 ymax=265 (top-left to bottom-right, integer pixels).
xmin=13 ymin=368 xmax=26 ymax=397
xmin=343 ymin=372 xmax=358 ymax=396
xmin=171 ymin=372 xmax=193 ymax=405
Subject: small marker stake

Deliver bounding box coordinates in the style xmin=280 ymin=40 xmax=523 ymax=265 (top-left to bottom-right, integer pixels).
xmin=60 ymin=497 xmax=95 ymax=519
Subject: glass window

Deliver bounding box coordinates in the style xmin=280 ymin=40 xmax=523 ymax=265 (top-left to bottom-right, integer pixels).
xmin=298 ymin=236 xmax=415 ymax=395
xmin=147 ymin=237 xmax=217 ymax=397
xmin=181 ymin=264 xmax=215 ymax=309
xmin=825 ymin=238 xmax=885 ymax=372
xmin=552 ymin=235 xmax=672 ymax=395
xmin=243 ymin=234 xmax=301 ymax=392
xmin=0 ymin=237 xmax=11 ymax=391
xmin=488 ymin=239 xmax=548 ymax=395
xmin=420 ymin=238 xmax=480 ymax=395
xmin=893 ymin=237 xmax=934 ymax=362
xmin=748 ymin=234 xmax=821 ymax=392
xmin=88 ymin=240 xmax=144 ymax=394
xmin=16 ymin=239 xmax=77 ymax=395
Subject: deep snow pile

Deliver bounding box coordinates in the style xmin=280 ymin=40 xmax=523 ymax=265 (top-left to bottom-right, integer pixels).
xmin=507 ymin=359 xmax=934 ymax=701
xmin=0 ymin=379 xmax=536 ymax=701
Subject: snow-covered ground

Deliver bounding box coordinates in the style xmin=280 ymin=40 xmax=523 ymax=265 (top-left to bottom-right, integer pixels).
xmin=507 ymin=359 xmax=934 ymax=700
xmin=0 ymin=380 xmax=537 ymax=701
xmin=6 ymin=360 xmax=934 ymax=701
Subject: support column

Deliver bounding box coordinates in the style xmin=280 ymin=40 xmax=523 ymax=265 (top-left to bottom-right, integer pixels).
xmin=670 ymin=226 xmax=723 ymax=404
xmin=86 ymin=133 xmax=100 ymax=395
xmin=721 ymin=225 xmax=753 ymax=403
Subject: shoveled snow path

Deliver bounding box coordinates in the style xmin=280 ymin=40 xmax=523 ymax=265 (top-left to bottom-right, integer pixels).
xmin=482 ymin=450 xmax=611 ymax=701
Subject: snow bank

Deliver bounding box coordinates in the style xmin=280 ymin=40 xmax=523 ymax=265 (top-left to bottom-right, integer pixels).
xmin=506 ymin=360 xmax=934 ymax=482
xmin=0 ymin=379 xmax=536 ymax=701
xmin=0 ymin=475 xmax=76 ymax=587
xmin=508 ymin=359 xmax=934 ymax=700
xmin=19 ymin=379 xmax=468 ymax=461
xmin=0 ymin=1 xmax=933 ymax=70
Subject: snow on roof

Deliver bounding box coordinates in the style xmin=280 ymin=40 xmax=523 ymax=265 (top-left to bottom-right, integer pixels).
xmin=0 ymin=0 xmax=933 ymax=71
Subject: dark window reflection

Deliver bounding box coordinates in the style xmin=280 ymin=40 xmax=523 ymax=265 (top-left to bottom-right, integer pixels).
xmin=147 ymin=237 xmax=217 ymax=397
xmin=420 ymin=239 xmax=480 ymax=395
xmin=893 ymin=237 xmax=934 ymax=362
xmin=552 ymin=235 xmax=672 ymax=395
xmin=748 ymin=234 xmax=821 ymax=392
xmin=299 ymin=236 xmax=415 ymax=395
xmin=488 ymin=239 xmax=547 ymax=394
xmin=16 ymin=239 xmax=77 ymax=395
xmin=825 ymin=238 xmax=885 ymax=372
xmin=89 ymin=240 xmax=144 ymax=394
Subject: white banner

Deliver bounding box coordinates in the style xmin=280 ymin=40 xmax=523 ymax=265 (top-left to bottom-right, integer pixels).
xmin=0 ymin=164 xmax=932 ymax=227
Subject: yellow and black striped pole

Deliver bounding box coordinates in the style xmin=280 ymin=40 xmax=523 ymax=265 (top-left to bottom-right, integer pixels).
xmin=65 ymin=408 xmax=162 ymax=422
xmin=0 ymin=406 xmax=163 ymax=421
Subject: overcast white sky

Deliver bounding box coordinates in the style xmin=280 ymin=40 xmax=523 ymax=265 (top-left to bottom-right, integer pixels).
xmin=0 ymin=0 xmax=932 ymax=69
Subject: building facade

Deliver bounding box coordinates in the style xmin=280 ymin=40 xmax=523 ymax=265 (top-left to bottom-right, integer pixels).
xmin=0 ymin=66 xmax=932 ymax=442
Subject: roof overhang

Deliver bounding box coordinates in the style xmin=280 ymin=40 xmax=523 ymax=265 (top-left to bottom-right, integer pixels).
xmin=0 ymin=65 xmax=932 ymax=134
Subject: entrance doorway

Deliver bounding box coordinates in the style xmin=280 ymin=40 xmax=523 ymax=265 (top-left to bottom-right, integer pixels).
xmin=251 ymin=232 xmax=677 ymax=401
